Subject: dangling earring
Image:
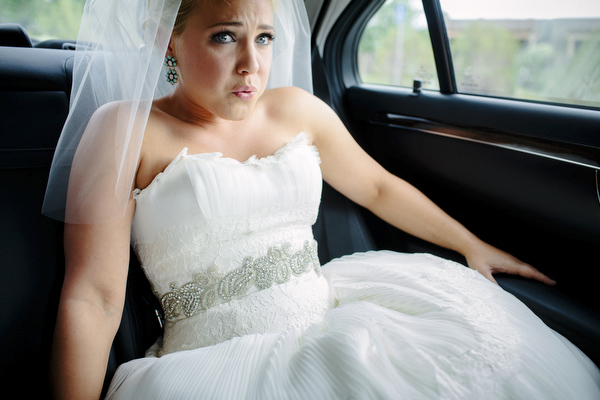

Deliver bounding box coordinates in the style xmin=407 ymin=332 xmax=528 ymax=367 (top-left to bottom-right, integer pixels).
xmin=164 ymin=55 xmax=178 ymax=85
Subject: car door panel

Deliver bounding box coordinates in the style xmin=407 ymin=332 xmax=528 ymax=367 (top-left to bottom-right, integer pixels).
xmin=341 ymin=84 xmax=600 ymax=366
xmin=344 ymin=85 xmax=600 ymax=302
xmin=315 ymin=0 xmax=600 ymax=365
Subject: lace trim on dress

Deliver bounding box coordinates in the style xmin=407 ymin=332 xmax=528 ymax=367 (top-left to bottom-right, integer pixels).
xmin=158 ymin=240 xmax=320 ymax=321
xmin=132 ymin=147 xmax=188 ymax=200
xmin=132 ymin=132 xmax=319 ymax=200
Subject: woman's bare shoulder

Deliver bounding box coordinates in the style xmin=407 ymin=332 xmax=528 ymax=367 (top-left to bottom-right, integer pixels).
xmin=261 ymin=87 xmax=329 ymax=134
xmin=262 ymin=86 xmax=314 ymax=108
xmin=263 ymin=86 xmax=341 ymax=139
xmin=91 ymin=99 xmax=151 ymax=118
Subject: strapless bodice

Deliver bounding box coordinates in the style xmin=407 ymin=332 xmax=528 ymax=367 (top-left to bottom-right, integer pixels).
xmin=131 ymin=133 xmax=331 ymax=354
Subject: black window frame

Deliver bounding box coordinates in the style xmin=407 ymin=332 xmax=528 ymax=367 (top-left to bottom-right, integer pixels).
xmin=320 ymin=0 xmax=600 ymax=170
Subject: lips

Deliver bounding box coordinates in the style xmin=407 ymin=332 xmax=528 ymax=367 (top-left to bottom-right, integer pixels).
xmin=232 ymin=85 xmax=257 ymax=101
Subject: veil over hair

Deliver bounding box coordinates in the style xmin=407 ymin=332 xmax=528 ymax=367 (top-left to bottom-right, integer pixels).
xmin=43 ymin=0 xmax=313 ymax=223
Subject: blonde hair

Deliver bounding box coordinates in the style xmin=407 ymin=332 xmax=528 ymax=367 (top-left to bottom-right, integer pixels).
xmin=173 ymin=0 xmax=200 ymax=36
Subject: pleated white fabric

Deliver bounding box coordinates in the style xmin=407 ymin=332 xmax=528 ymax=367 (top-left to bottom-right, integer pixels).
xmin=106 ymin=133 xmax=600 ymax=399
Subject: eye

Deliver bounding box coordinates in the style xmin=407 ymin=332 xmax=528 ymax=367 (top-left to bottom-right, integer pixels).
xmin=212 ymin=31 xmax=235 ymax=44
xmin=256 ymin=33 xmax=275 ymax=46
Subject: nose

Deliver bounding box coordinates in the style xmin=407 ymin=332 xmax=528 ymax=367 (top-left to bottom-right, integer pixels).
xmin=237 ymin=42 xmax=260 ymax=75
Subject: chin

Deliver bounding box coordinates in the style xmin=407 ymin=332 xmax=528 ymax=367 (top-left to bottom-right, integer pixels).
xmin=221 ymin=102 xmax=257 ymax=121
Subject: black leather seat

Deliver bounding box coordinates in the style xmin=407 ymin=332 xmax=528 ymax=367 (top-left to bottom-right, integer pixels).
xmin=0 ymin=46 xmax=71 ymax=395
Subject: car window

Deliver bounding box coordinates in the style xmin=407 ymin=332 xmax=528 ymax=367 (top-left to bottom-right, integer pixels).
xmin=358 ymin=0 xmax=439 ymax=91
xmin=440 ymin=0 xmax=600 ymax=108
xmin=1 ymin=0 xmax=85 ymax=41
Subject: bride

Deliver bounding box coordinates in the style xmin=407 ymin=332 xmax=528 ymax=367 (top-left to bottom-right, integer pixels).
xmin=46 ymin=0 xmax=600 ymax=399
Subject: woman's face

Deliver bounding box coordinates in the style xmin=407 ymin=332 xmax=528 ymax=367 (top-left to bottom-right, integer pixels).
xmin=169 ymin=0 xmax=274 ymax=122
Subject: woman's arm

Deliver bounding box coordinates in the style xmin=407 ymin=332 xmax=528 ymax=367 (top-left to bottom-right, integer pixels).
xmin=50 ymin=199 xmax=135 ymax=400
xmin=298 ymin=89 xmax=554 ymax=285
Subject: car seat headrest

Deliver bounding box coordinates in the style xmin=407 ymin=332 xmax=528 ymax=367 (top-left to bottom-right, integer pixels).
xmin=0 ymin=23 xmax=33 ymax=48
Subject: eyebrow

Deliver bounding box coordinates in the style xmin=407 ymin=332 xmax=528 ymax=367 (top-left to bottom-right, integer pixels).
xmin=207 ymin=21 xmax=275 ymax=30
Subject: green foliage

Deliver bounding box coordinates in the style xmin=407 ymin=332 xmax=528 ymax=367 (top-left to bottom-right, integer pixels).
xmin=451 ymin=22 xmax=520 ymax=97
xmin=359 ymin=1 xmax=600 ymax=108
xmin=450 ymin=19 xmax=600 ymax=107
xmin=358 ymin=0 xmax=439 ymax=90
xmin=0 ymin=0 xmax=85 ymax=41
xmin=543 ymin=38 xmax=600 ymax=106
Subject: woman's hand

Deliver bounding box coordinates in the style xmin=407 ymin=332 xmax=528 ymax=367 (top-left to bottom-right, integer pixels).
xmin=464 ymin=240 xmax=556 ymax=286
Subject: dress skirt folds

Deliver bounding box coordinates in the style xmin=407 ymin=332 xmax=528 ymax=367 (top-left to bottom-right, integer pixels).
xmin=106 ymin=133 xmax=600 ymax=399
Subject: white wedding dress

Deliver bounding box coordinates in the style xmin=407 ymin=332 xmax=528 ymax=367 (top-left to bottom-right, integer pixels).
xmin=106 ymin=133 xmax=600 ymax=399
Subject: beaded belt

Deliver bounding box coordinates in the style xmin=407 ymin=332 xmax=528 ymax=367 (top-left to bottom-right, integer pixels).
xmin=158 ymin=240 xmax=320 ymax=321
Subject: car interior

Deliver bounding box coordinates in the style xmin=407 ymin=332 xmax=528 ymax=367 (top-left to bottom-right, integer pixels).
xmin=1 ymin=0 xmax=599 ymax=397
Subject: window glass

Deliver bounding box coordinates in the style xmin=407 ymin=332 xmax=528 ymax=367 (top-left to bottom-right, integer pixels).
xmin=358 ymin=0 xmax=439 ymax=90
xmin=440 ymin=0 xmax=600 ymax=108
xmin=0 ymin=0 xmax=85 ymax=41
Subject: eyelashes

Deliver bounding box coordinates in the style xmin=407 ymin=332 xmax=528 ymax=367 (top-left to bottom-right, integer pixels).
xmin=211 ymin=31 xmax=235 ymax=44
xmin=256 ymin=32 xmax=275 ymax=45
xmin=210 ymin=30 xmax=275 ymax=46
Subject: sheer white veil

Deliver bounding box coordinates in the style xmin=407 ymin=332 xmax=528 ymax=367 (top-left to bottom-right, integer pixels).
xmin=43 ymin=0 xmax=312 ymax=223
